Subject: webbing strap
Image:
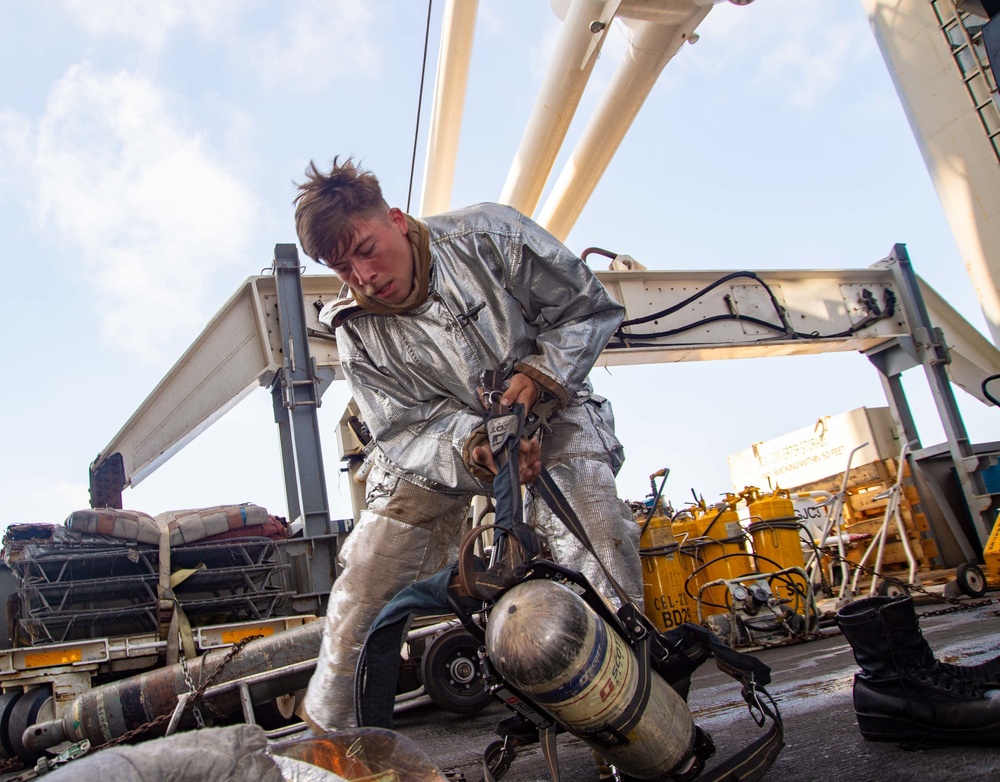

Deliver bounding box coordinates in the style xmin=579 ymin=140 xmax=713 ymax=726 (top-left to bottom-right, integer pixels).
xmin=532 ymin=467 xmax=632 ymax=608
xmin=529 ymin=464 xmax=785 ymax=782
xmin=539 ymin=725 xmax=560 ymax=782
xmin=698 ymin=683 xmax=784 ymax=782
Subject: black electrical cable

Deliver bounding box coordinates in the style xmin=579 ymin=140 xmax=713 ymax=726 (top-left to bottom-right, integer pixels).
xmin=983 ymin=373 xmax=1000 ymax=407
xmin=581 ymin=247 xmax=619 ymax=262
xmin=611 ymin=275 xmax=896 ymax=346
xmin=617 ymin=312 xmax=787 ymax=341
xmin=406 ymin=0 xmax=433 ymax=214
xmin=618 ymin=271 xmax=785 ymax=327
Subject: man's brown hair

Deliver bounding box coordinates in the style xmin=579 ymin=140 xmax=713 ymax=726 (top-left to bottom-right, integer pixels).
xmin=294 ymin=157 xmax=387 ymax=266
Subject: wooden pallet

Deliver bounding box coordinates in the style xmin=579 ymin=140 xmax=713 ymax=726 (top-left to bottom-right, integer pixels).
xmin=791 ymin=457 xmax=939 ymax=573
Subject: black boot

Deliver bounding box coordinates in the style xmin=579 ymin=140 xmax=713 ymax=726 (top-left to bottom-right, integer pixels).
xmin=941 ymin=654 xmax=1000 ymax=685
xmin=835 ymin=595 xmax=1000 ymax=745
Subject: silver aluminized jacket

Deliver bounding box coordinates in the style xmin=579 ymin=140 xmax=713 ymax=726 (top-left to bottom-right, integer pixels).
xmin=321 ymin=203 xmax=624 ymax=492
xmin=305 ymin=204 xmax=642 ymax=731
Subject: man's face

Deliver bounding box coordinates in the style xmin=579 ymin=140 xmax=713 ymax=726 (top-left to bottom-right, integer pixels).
xmin=328 ymin=207 xmax=414 ymax=305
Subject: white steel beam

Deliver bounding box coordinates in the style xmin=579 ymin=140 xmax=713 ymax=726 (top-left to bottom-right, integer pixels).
xmin=865 ymin=0 xmax=1000 ymax=345
xmin=93 ymin=274 xmax=342 ymax=490
xmin=92 ymin=260 xmax=1000 ymax=493
xmin=596 ymin=266 xmax=908 ymax=364
xmin=499 ymin=0 xmax=613 ymax=215
xmin=538 ymin=9 xmax=711 ymax=240
xmin=419 ymin=0 xmax=479 ymax=217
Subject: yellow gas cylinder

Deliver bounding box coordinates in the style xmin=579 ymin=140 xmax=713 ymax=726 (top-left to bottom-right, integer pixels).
xmin=636 ymin=509 xmax=695 ymax=632
xmin=673 ymin=496 xmax=753 ymax=619
xmin=984 ymin=512 xmax=1000 ymax=585
xmin=743 ymin=487 xmax=809 ymax=614
xmin=670 ymin=510 xmax=707 ymax=619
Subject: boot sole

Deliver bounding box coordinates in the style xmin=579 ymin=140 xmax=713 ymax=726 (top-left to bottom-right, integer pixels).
xmin=857 ymin=712 xmax=1000 ymax=745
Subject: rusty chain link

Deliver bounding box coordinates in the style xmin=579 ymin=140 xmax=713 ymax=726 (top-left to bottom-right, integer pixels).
xmin=88 ymin=633 xmax=263 ymax=753
xmin=811 ymin=539 xmax=994 ymax=616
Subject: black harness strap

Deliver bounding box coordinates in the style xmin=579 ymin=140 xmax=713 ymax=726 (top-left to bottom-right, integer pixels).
xmin=531 ymin=467 xmax=634 ymax=608
xmin=528 ymin=464 xmax=785 ymax=782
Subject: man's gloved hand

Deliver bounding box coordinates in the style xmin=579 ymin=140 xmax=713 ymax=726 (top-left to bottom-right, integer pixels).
xmin=462 ymin=428 xmax=542 ymax=485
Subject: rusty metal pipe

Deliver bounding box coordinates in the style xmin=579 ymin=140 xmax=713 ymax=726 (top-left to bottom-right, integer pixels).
xmin=22 ymin=622 xmax=322 ymax=758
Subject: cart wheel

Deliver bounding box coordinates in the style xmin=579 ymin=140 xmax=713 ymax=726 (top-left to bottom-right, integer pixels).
xmin=876 ymin=580 xmax=910 ymax=599
xmin=0 ymin=691 xmax=22 ymax=759
xmin=956 ymin=563 xmax=987 ymax=598
xmin=8 ymin=687 xmax=51 ymax=762
xmin=419 ymin=627 xmax=491 ymax=715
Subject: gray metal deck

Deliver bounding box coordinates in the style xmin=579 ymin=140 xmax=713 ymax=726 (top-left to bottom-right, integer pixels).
xmin=391 ymin=597 xmax=1000 ymax=782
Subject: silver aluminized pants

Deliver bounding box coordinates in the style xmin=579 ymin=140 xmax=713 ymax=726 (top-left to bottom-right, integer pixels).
xmin=525 ymin=397 xmax=643 ymax=610
xmin=303 ymin=398 xmax=641 ymax=730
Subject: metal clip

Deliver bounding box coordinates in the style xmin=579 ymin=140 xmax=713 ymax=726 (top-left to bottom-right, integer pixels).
xmin=29 ymin=739 xmax=91 ymax=777
xmin=480 ymin=369 xmax=509 ymax=415
xmin=743 ymin=678 xmax=766 ymax=728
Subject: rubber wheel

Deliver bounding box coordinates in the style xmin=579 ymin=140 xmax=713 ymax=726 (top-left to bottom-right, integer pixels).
xmin=956 ymin=562 xmax=988 ymax=598
xmin=876 ymin=580 xmax=910 ymax=599
xmin=8 ymin=687 xmax=51 ymax=762
xmin=0 ymin=691 xmax=23 ymax=759
xmin=419 ymin=627 xmax=491 ymax=715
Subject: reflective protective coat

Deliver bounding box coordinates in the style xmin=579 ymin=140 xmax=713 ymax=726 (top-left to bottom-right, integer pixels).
xmin=306 ymin=204 xmax=642 ymax=731
xmin=322 ymin=202 xmax=625 ymax=493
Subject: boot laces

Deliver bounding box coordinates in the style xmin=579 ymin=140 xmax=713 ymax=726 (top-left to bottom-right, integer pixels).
xmin=910 ymin=661 xmax=986 ymax=696
xmin=939 ymin=658 xmax=1000 ymax=686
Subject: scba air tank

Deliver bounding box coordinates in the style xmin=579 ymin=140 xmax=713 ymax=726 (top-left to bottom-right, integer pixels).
xmin=674 ymin=496 xmax=752 ymax=617
xmin=637 ymin=512 xmax=695 ymax=632
xmin=743 ymin=487 xmax=809 ymax=610
xmin=485 ymin=580 xmax=696 ymax=781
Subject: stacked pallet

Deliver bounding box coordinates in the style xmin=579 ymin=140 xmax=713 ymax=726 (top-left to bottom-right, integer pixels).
xmin=2 ymin=507 xmax=293 ymax=646
xmin=790 ymin=457 xmax=939 ymax=574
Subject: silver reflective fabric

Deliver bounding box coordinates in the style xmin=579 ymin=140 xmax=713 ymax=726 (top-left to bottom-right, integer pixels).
xmin=324 ymin=203 xmax=624 ymax=493
xmin=303 ymin=462 xmax=471 ymax=730
xmin=525 ymin=398 xmax=643 ymax=610
xmin=307 ymin=204 xmax=638 ymax=729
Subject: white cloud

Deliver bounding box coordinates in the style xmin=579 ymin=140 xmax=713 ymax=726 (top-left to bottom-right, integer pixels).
xmin=0 ymin=111 xmax=32 ymax=199
xmin=678 ymin=2 xmax=869 ymax=110
xmin=58 ymin=0 xmax=246 ymax=52
xmin=55 ymin=0 xmax=379 ymax=94
xmin=247 ymin=0 xmax=377 ymax=92
xmin=9 ymin=63 xmax=259 ymax=361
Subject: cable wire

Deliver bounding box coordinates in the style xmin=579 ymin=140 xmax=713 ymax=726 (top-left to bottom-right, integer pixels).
xmin=407 ymin=0 xmax=434 ymax=214
xmin=611 ymin=273 xmax=896 ymax=346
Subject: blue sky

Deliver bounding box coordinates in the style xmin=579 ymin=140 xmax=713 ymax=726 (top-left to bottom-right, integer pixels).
xmin=2 ymin=1 xmax=997 ymax=528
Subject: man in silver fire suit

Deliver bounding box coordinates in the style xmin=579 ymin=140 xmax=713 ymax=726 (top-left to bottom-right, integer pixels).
xmin=293 ymin=157 xmax=642 ymax=731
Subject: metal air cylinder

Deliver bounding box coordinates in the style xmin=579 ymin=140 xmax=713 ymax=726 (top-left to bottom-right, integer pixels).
xmin=485 ymin=580 xmax=694 ymax=781
xmin=745 ymin=488 xmax=809 ymax=613
xmin=22 ymin=621 xmax=322 ymax=758
xmin=673 ymin=497 xmax=752 ymax=617
xmin=637 ymin=513 xmax=695 ymax=632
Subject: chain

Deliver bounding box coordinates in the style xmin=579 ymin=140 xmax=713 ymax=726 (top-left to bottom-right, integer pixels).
xmin=179 ymin=654 xmax=205 ymax=729
xmin=0 ymin=754 xmax=26 ymax=774
xmin=0 ymin=635 xmax=262 ymax=778
xmin=919 ymin=598 xmax=995 ymax=618
xmin=90 ymin=634 xmax=262 ymax=752
xmin=814 ymin=542 xmax=994 ymax=614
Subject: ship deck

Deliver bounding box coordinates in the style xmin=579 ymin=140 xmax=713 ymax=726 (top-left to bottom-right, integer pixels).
xmin=392 ymin=596 xmax=1000 ymax=782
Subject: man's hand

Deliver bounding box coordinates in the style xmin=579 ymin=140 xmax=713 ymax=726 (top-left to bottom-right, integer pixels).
xmin=472 ymin=436 xmax=541 ymax=485
xmin=501 ymin=373 xmax=538 ymax=414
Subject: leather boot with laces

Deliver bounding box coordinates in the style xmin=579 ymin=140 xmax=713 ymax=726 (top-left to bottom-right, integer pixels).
xmin=836 ymin=595 xmax=1000 ymax=745
xmin=940 ymin=654 xmax=1000 ymax=685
